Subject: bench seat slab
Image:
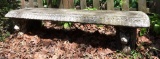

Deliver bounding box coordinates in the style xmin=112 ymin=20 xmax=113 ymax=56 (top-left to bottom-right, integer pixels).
xmin=5 ymin=8 xmax=150 ymax=27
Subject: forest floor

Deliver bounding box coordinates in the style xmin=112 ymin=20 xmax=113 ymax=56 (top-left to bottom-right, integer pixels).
xmin=0 ymin=22 xmax=160 ymax=59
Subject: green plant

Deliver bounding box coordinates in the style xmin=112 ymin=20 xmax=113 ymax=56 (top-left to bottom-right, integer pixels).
xmin=63 ymin=22 xmax=72 ymax=29
xmin=74 ymin=0 xmax=80 ymax=6
xmin=114 ymin=0 xmax=122 ymax=8
xmin=42 ymin=0 xmax=47 ymax=6
xmin=139 ymin=28 xmax=147 ymax=36
xmin=0 ymin=0 xmax=20 ymax=41
xmin=150 ymin=14 xmax=160 ymax=35
xmin=130 ymin=50 xmax=142 ymax=59
xmin=129 ymin=0 xmax=137 ymax=8
xmin=114 ymin=0 xmax=137 ymax=8
xmin=140 ymin=13 xmax=160 ymax=36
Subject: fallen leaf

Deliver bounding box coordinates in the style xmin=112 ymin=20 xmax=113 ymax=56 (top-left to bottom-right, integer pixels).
xmin=34 ymin=52 xmax=47 ymax=59
xmin=138 ymin=36 xmax=152 ymax=44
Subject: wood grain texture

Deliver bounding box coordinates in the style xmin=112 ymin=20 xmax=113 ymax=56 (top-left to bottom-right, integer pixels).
xmin=37 ymin=0 xmax=43 ymax=8
xmin=62 ymin=0 xmax=69 ymax=8
xmin=59 ymin=0 xmax=74 ymax=9
xmin=122 ymin=0 xmax=129 ymax=11
xmin=5 ymin=8 xmax=150 ymax=27
xmin=47 ymin=0 xmax=52 ymax=8
xmin=29 ymin=0 xmax=34 ymax=8
xmin=21 ymin=0 xmax=25 ymax=8
xmin=80 ymin=0 xmax=87 ymax=9
xmin=59 ymin=0 xmax=64 ymax=8
xmin=93 ymin=0 xmax=100 ymax=9
xmin=68 ymin=0 xmax=74 ymax=8
xmin=107 ymin=0 xmax=114 ymax=10
xmin=138 ymin=0 xmax=147 ymax=13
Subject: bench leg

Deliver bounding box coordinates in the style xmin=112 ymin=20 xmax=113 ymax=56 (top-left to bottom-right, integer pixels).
xmin=130 ymin=28 xmax=137 ymax=50
xmin=12 ymin=19 xmax=42 ymax=33
xmin=119 ymin=27 xmax=137 ymax=54
xmin=12 ymin=18 xmax=28 ymax=33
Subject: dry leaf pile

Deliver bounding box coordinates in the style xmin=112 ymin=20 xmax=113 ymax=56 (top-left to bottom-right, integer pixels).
xmin=0 ymin=22 xmax=159 ymax=59
xmin=43 ymin=21 xmax=116 ymax=35
xmin=0 ymin=28 xmax=120 ymax=59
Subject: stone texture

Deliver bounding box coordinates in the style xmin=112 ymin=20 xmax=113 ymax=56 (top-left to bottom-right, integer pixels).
xmin=5 ymin=8 xmax=150 ymax=27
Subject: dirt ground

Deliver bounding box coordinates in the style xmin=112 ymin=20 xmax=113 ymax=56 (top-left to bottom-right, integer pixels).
xmin=0 ymin=23 xmax=159 ymax=59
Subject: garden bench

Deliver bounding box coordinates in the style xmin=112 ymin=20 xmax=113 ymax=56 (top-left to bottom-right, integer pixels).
xmin=5 ymin=8 xmax=150 ymax=53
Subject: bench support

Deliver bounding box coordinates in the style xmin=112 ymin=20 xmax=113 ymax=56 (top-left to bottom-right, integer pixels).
xmin=130 ymin=28 xmax=137 ymax=49
xmin=119 ymin=27 xmax=137 ymax=54
xmin=12 ymin=18 xmax=42 ymax=33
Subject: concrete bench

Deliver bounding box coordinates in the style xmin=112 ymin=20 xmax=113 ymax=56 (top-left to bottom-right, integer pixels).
xmin=5 ymin=8 xmax=150 ymax=54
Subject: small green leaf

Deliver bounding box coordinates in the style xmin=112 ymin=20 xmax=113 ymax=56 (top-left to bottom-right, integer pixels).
xmin=69 ymin=22 xmax=72 ymax=25
xmin=140 ymin=28 xmax=147 ymax=36
xmin=63 ymin=23 xmax=70 ymax=29
xmin=154 ymin=24 xmax=160 ymax=34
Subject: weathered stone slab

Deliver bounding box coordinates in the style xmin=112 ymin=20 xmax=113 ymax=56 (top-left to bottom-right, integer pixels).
xmin=5 ymin=8 xmax=150 ymax=27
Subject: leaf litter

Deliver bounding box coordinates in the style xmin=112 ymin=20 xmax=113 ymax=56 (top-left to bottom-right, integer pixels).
xmin=0 ymin=22 xmax=159 ymax=59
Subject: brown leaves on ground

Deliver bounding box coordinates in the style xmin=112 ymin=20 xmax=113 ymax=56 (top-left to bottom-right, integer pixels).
xmin=0 ymin=32 xmax=118 ymax=59
xmin=0 ymin=25 xmax=160 ymax=59
xmin=138 ymin=36 xmax=152 ymax=44
xmin=136 ymin=30 xmax=160 ymax=58
xmin=43 ymin=21 xmax=116 ymax=35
